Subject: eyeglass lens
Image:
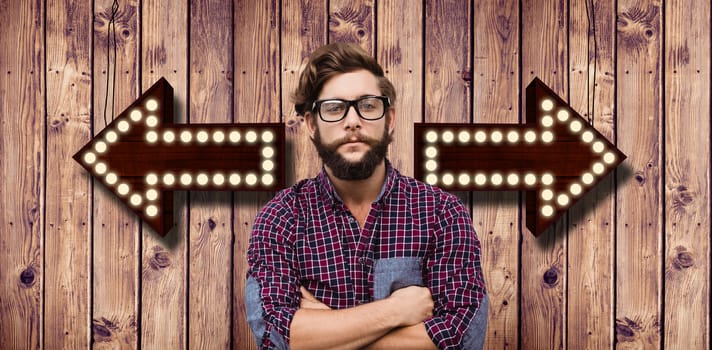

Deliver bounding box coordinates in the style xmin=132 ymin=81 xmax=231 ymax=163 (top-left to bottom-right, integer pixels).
xmin=319 ymin=97 xmax=385 ymax=121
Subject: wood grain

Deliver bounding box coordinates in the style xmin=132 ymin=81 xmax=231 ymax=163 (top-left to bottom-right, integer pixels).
xmin=663 ymin=0 xmax=710 ymax=348
xmin=233 ymin=1 xmax=281 ymax=349
xmin=376 ymin=0 xmax=422 ymax=177
xmin=567 ymin=0 xmax=616 ymax=348
xmin=329 ymin=0 xmax=374 ymax=54
xmin=0 ymin=1 xmax=44 ymax=349
xmin=91 ymin=1 xmax=141 ymax=348
xmin=45 ymin=0 xmax=92 ymax=348
xmin=615 ymin=1 xmax=663 ymax=348
xmin=141 ymin=0 xmax=188 ymax=348
xmin=471 ymin=0 xmax=519 ymax=348
xmin=188 ymin=0 xmax=233 ymax=348
xmin=520 ymin=0 xmax=568 ymax=348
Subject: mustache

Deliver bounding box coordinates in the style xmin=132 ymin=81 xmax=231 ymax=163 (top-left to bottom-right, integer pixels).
xmin=323 ymin=133 xmax=380 ymax=148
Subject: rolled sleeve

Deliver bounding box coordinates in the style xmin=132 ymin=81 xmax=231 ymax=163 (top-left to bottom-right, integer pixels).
xmin=246 ymin=192 xmax=300 ymax=349
xmin=424 ymin=197 xmax=487 ymax=350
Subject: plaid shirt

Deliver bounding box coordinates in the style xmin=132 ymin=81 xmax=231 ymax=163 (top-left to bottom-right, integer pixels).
xmin=247 ymin=160 xmax=486 ymax=349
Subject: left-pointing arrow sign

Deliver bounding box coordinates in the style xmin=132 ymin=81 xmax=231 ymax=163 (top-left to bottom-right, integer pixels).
xmin=73 ymin=78 xmax=284 ymax=237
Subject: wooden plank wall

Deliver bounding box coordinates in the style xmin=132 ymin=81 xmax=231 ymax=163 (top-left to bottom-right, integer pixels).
xmin=0 ymin=0 xmax=710 ymax=349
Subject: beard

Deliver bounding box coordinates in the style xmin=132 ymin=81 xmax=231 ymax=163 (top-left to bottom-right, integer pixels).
xmin=312 ymin=125 xmax=392 ymax=181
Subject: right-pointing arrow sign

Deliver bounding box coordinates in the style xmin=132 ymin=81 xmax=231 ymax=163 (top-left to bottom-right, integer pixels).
xmin=414 ymin=77 xmax=626 ymax=237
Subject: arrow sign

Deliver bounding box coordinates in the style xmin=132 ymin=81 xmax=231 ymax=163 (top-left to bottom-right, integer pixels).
xmin=73 ymin=78 xmax=285 ymax=236
xmin=414 ymin=77 xmax=626 ymax=237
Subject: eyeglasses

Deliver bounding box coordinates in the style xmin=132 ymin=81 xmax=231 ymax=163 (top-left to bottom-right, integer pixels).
xmin=312 ymin=95 xmax=390 ymax=123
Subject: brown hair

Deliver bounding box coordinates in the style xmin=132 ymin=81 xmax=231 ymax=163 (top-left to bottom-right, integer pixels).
xmin=293 ymin=42 xmax=396 ymax=116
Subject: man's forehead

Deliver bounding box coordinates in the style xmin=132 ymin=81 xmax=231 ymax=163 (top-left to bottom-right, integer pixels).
xmin=318 ymin=70 xmax=381 ymax=99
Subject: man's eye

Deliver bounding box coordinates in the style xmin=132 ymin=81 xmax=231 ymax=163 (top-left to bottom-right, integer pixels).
xmin=323 ymin=103 xmax=345 ymax=113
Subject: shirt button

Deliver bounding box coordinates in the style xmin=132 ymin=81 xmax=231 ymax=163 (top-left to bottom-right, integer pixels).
xmin=349 ymin=217 xmax=356 ymax=224
xmin=359 ymin=257 xmax=364 ymax=264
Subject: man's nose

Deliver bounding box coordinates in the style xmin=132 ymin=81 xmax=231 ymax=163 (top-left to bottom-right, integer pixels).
xmin=342 ymin=104 xmax=362 ymax=129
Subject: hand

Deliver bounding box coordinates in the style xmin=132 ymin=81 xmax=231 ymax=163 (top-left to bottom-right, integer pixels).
xmin=387 ymin=286 xmax=434 ymax=326
xmin=299 ymin=286 xmax=332 ymax=310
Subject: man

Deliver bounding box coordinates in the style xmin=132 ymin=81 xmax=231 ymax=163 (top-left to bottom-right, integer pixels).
xmin=246 ymin=42 xmax=488 ymax=350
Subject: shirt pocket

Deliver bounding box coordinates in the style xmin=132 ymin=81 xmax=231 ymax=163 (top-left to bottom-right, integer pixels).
xmin=372 ymin=257 xmax=424 ymax=300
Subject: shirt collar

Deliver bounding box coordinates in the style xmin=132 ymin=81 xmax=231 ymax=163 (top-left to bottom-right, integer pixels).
xmin=316 ymin=159 xmax=397 ymax=207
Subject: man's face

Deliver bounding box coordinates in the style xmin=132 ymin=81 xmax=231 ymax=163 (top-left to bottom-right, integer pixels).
xmin=306 ymin=69 xmax=395 ymax=180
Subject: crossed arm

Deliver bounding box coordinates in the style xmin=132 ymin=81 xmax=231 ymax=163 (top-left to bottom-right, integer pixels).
xmin=289 ymin=286 xmax=439 ymax=350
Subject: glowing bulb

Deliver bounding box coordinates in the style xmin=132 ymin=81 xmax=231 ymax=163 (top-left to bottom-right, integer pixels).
xmin=570 ymin=183 xmax=582 ymax=196
xmin=474 ymin=131 xmax=486 ymax=143
xmin=95 ymin=141 xmax=107 ymax=153
xmin=582 ymin=172 xmax=594 ymax=185
xmin=213 ymin=130 xmax=225 ymax=143
xmin=106 ymin=172 xmax=118 ymax=185
xmin=474 ymin=173 xmax=487 ymax=185
xmin=145 ymin=99 xmax=158 ymax=111
xmin=180 ymin=130 xmax=192 ymax=143
xmin=246 ymin=131 xmax=257 ymax=143
xmin=425 ymin=160 xmax=438 ymax=171
xmin=491 ymin=131 xmax=503 ymax=143
xmin=524 ymin=130 xmax=536 ymax=143
xmin=180 ymin=173 xmax=192 ymax=186
xmin=117 ymin=120 xmax=130 ymax=132
xmin=146 ymin=131 xmax=158 ymax=143
xmin=458 ymin=173 xmax=470 ymax=185
xmin=507 ymin=173 xmax=519 ymax=186
xmin=246 ymin=173 xmax=257 ymax=186
xmin=146 ymin=189 xmax=158 ymax=201
xmin=541 ymin=115 xmax=554 ymax=127
xmin=442 ymin=173 xmax=454 ymax=186
xmin=582 ymin=131 xmax=594 ymax=143
xmin=146 ymin=205 xmax=158 ymax=217
xmin=442 ymin=131 xmax=454 ymax=144
xmin=557 ymin=194 xmax=569 ymax=206
xmin=130 ymin=194 xmax=142 ymax=206
xmin=570 ymin=120 xmax=582 ymax=133
xmin=541 ymin=189 xmax=553 ymax=201
xmin=229 ymin=131 xmax=241 ymax=143
xmin=213 ymin=173 xmax=225 ymax=186
xmin=163 ymin=173 xmax=175 ymax=186
xmin=557 ymin=110 xmax=569 ymax=121
xmin=262 ymin=160 xmax=274 ymax=171
xmin=524 ymin=173 xmax=536 ymax=185
xmin=541 ymin=205 xmax=554 ymax=217
xmin=507 ymin=131 xmax=519 ymax=143
xmin=130 ymin=110 xmax=142 ymax=121
xmin=262 ymin=146 xmax=274 ymax=158
xmin=95 ymin=162 xmax=107 ymax=175
xmin=229 ymin=173 xmax=241 ymax=185
xmin=197 ymin=131 xmax=209 ymax=143
xmin=592 ymin=162 xmax=605 ymax=174
xmin=603 ymin=152 xmax=616 ymax=164
xmin=541 ymin=99 xmax=554 ymax=111
xmin=425 ymin=130 xmax=438 ymax=143
xmin=541 ymin=173 xmax=554 ymax=185
xmin=592 ymin=141 xmax=605 ymax=153
xmin=105 ymin=131 xmax=118 ymax=143
xmin=197 ymin=173 xmax=209 ymax=186
xmin=425 ymin=146 xmax=438 ymax=158
xmin=262 ymin=130 xmax=274 ymax=143
xmin=84 ymin=152 xmax=96 ymax=164
xmin=146 ymin=173 xmax=158 ymax=185
xmin=146 ymin=116 xmax=159 ymax=127
xmin=425 ymin=174 xmax=438 ymax=185
xmin=491 ymin=173 xmax=503 ymax=186
xmin=262 ymin=174 xmax=274 ymax=186
xmin=458 ymin=130 xmax=470 ymax=143
xmin=541 ymin=131 xmax=554 ymax=143
xmin=159 ymin=130 xmax=174 ymax=143
xmin=117 ymin=184 xmax=129 ymax=196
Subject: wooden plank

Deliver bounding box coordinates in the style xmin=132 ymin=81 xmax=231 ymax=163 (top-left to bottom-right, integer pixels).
xmin=471 ymin=0 xmax=519 ymax=348
xmin=520 ymin=0 xmax=567 ymax=348
xmin=663 ymin=0 xmax=710 ymax=348
xmin=0 ymin=1 xmax=44 ymax=349
xmin=376 ymin=0 xmax=422 ymax=177
xmin=45 ymin=0 xmax=92 ymax=348
xmin=188 ymin=0 xmax=233 ymax=348
xmin=329 ymin=0 xmax=374 ymax=54
xmin=567 ymin=0 xmax=616 ymax=348
xmin=615 ymin=0 xmax=663 ymax=347
xmin=91 ymin=0 xmax=141 ymax=347
xmin=281 ymin=0 xmax=328 ymax=183
xmin=233 ymin=1 xmax=281 ymax=349
xmin=141 ymin=0 xmax=188 ymax=348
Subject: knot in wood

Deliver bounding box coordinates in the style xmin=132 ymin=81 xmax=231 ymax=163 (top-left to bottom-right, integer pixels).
xmin=20 ymin=267 xmax=35 ymax=286
xmin=542 ymin=267 xmax=559 ymax=287
xmin=149 ymin=249 xmax=171 ymax=270
xmin=673 ymin=250 xmax=694 ymax=269
xmin=208 ymin=218 xmax=217 ymax=230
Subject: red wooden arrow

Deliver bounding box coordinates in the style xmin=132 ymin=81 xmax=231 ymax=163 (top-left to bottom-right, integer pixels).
xmin=414 ymin=78 xmax=626 ymax=237
xmin=73 ymin=78 xmax=285 ymax=236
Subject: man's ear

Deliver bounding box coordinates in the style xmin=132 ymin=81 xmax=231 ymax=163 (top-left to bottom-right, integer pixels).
xmin=386 ymin=107 xmax=396 ymax=135
xmin=304 ymin=112 xmax=317 ymax=139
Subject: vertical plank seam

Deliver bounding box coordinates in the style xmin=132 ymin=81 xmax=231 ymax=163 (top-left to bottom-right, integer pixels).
xmin=89 ymin=1 xmax=96 ymax=348
xmin=659 ymin=0 xmax=666 ymax=347
xmin=42 ymin=0 xmax=48 ymax=347
xmin=420 ymin=0 xmax=425 ymax=124
xmin=137 ymin=1 xmax=144 ymax=349
xmin=185 ymin=2 xmax=192 ymax=349
xmin=517 ymin=1 xmax=524 ymax=349
xmin=565 ymin=0 xmax=572 ymax=348
xmin=229 ymin=1 xmax=236 ymax=348
xmin=611 ymin=0 xmax=619 ymax=348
